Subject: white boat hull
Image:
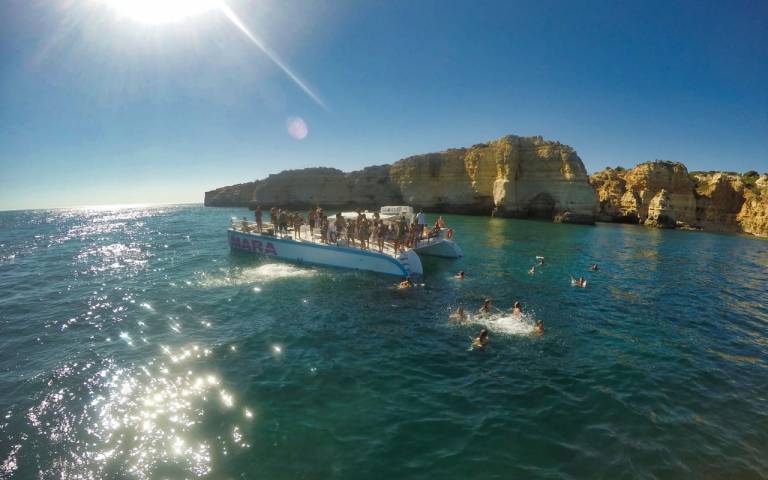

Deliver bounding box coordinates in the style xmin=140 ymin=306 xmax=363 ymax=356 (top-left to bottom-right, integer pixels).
xmin=413 ymin=238 xmax=463 ymax=258
xmin=228 ymin=229 xmax=422 ymax=277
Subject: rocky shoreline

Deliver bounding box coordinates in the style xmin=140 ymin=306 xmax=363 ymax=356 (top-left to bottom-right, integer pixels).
xmin=205 ymin=134 xmax=767 ymax=237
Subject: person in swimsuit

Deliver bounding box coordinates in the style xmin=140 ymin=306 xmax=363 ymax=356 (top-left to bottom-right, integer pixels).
xmin=472 ymin=329 xmax=490 ymax=349
xmin=450 ymin=306 xmax=466 ymax=321
xmin=254 ymin=206 xmax=263 ymax=232
xmin=512 ymin=301 xmax=522 ymax=317
xmin=308 ymin=208 xmax=316 ymax=236
xmin=479 ymin=298 xmax=492 ymax=315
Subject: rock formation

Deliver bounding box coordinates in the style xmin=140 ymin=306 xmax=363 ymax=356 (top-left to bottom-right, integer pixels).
xmin=590 ymin=163 xmax=768 ymax=237
xmin=205 ymin=135 xmax=767 ymax=237
xmin=205 ymin=135 xmax=597 ymax=224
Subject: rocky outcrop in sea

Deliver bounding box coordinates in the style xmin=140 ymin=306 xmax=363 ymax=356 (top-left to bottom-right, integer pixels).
xmin=590 ymin=161 xmax=768 ymax=237
xmin=204 ymin=135 xmax=598 ymax=224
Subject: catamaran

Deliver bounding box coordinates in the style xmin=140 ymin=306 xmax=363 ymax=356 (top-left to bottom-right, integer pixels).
xmin=227 ymin=205 xmax=462 ymax=276
xmin=228 ymin=220 xmax=422 ymax=277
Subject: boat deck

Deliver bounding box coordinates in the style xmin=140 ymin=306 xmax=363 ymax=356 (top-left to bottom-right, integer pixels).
xmin=232 ymin=221 xmax=411 ymax=259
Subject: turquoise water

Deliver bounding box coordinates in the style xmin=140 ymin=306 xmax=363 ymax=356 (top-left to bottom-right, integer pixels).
xmin=1 ymin=205 xmax=767 ymax=479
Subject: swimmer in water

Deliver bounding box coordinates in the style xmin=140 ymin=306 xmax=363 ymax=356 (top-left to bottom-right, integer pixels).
xmin=479 ymin=298 xmax=492 ymax=315
xmin=511 ymin=301 xmax=522 ymax=317
xmin=471 ymin=329 xmax=490 ymax=349
xmin=590 ymin=264 xmax=599 ymax=271
xmin=398 ymin=276 xmax=413 ymax=289
xmin=528 ymin=265 xmax=536 ymax=275
xmin=578 ymin=276 xmax=586 ymax=287
xmin=537 ymin=256 xmax=545 ymax=265
xmin=455 ymin=270 xmax=465 ymax=280
xmin=450 ymin=306 xmax=466 ymax=321
xmin=534 ymin=319 xmax=544 ymax=335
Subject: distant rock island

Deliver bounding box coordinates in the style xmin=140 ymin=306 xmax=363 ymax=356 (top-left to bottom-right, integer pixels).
xmin=205 ymin=134 xmax=767 ymax=237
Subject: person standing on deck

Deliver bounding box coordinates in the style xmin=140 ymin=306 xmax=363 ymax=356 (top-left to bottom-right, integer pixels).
xmin=308 ymin=208 xmax=316 ymax=237
xmin=270 ymin=207 xmax=278 ymax=230
xmin=254 ymin=206 xmax=263 ymax=232
xmin=416 ymin=209 xmax=426 ymax=238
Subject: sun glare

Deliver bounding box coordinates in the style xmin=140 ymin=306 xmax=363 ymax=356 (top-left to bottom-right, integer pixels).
xmin=101 ymin=0 xmax=222 ymax=25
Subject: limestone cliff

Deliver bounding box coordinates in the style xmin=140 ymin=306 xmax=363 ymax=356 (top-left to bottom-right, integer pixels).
xmin=590 ymin=164 xmax=768 ymax=237
xmin=205 ymin=135 xmax=597 ymax=224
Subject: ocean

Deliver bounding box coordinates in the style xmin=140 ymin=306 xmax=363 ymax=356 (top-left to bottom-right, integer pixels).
xmin=1 ymin=205 xmax=766 ymax=479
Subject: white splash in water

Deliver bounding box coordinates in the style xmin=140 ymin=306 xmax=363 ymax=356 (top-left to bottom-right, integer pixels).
xmin=465 ymin=312 xmax=536 ymax=336
xmin=197 ymin=263 xmax=316 ymax=288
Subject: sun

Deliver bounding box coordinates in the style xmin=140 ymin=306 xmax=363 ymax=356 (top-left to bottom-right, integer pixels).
xmin=101 ymin=0 xmax=222 ymax=25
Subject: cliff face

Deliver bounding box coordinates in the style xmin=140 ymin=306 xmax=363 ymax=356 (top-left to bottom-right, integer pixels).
xmin=590 ymin=164 xmax=768 ymax=237
xmin=205 ymin=135 xmax=597 ymax=224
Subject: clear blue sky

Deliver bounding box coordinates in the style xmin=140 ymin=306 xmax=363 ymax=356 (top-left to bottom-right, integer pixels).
xmin=1 ymin=0 xmax=766 ymax=210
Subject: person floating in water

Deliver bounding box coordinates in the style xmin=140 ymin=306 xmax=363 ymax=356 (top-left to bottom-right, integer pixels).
xmin=571 ymin=276 xmax=587 ymax=288
xmin=471 ymin=329 xmax=490 ymax=350
xmin=590 ymin=264 xmax=599 ymax=271
xmin=511 ymin=301 xmax=522 ymax=317
xmin=534 ymin=319 xmax=544 ymax=335
xmin=528 ymin=265 xmax=536 ymax=275
xmin=398 ymin=276 xmax=413 ymax=289
xmin=455 ymin=270 xmax=465 ymax=280
xmin=537 ymin=256 xmax=545 ymax=265
xmin=450 ymin=306 xmax=466 ymax=322
xmin=479 ymin=298 xmax=493 ymax=315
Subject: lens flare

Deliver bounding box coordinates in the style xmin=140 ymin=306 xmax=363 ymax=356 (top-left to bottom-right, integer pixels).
xmin=286 ymin=116 xmax=309 ymax=140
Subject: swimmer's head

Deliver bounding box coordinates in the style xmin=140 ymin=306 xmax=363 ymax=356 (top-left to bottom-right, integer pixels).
xmin=514 ymin=301 xmax=521 ymax=309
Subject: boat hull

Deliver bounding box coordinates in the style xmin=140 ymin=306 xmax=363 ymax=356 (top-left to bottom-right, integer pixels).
xmin=228 ymin=229 xmax=422 ymax=276
xmin=413 ymin=238 xmax=463 ymax=258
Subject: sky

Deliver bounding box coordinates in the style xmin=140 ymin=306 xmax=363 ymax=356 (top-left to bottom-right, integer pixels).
xmin=0 ymin=0 xmax=766 ymax=210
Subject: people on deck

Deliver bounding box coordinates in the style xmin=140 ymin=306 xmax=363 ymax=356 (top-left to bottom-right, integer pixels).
xmin=319 ymin=216 xmax=328 ymax=244
xmin=416 ymin=209 xmax=426 ymax=237
xmin=241 ymin=217 xmax=250 ymax=232
xmin=359 ymin=215 xmax=370 ymax=249
xmin=254 ymin=206 xmax=263 ymax=232
xmin=293 ymin=213 xmax=304 ymax=239
xmin=375 ymin=221 xmax=385 ymax=253
xmin=479 ymin=298 xmax=493 ymax=315
xmin=472 ymin=329 xmax=490 ymax=350
xmin=308 ymin=208 xmax=316 ymax=236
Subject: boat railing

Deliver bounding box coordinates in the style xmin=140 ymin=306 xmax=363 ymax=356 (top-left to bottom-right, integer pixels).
xmin=231 ymin=218 xmax=409 ymax=257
